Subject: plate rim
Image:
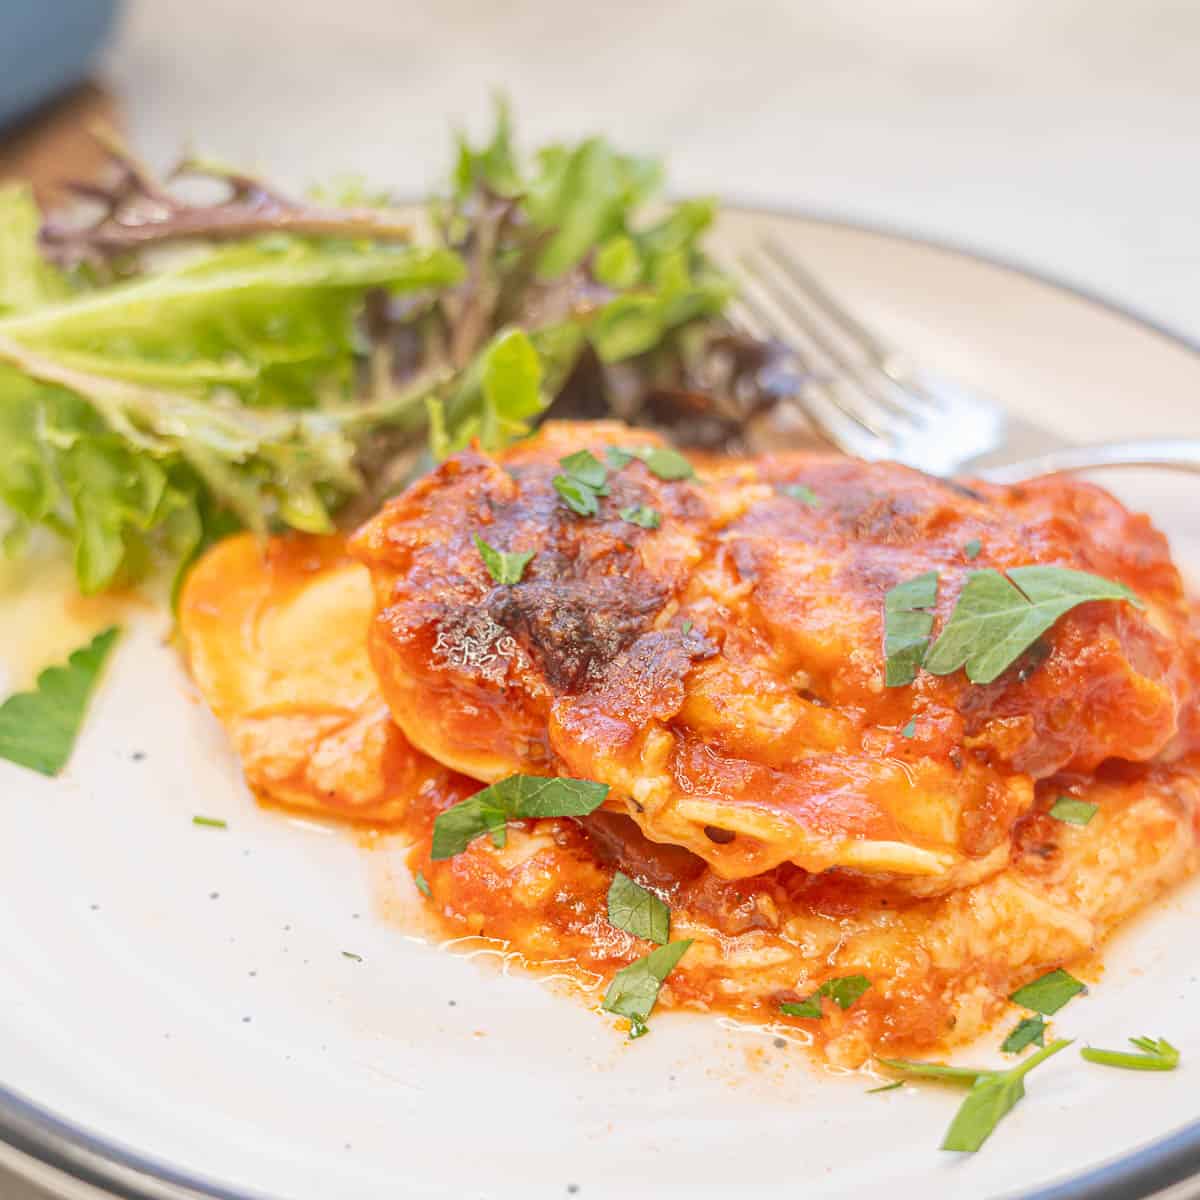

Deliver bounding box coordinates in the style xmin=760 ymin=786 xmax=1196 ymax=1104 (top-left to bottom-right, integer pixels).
xmin=4 ymin=203 xmax=1199 ymax=1200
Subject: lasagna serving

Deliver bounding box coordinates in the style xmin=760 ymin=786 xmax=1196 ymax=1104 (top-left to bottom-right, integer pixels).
xmin=180 ymin=421 xmax=1200 ymax=1067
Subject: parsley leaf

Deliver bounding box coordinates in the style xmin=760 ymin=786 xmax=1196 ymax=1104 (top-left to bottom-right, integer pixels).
xmin=964 ymin=538 xmax=982 ymax=560
xmin=780 ymin=975 xmax=871 ymax=1019
xmin=884 ymin=570 xmax=938 ymax=687
xmin=414 ymin=870 xmax=432 ymax=898
xmin=1009 ymin=968 xmax=1087 ymax=1015
xmin=553 ymin=473 xmax=600 ymax=516
xmin=924 ymin=567 xmax=1142 ymax=685
xmin=612 ymin=444 xmax=694 ymax=481
xmin=782 ymin=483 xmax=821 ymax=507
xmin=881 ymin=1039 xmax=1073 ymax=1153
xmin=431 ymin=774 xmax=610 ymax=859
xmin=900 ymin=719 xmax=917 ymax=739
xmin=473 ymin=533 xmax=533 ymax=584
xmin=192 ymin=815 xmax=228 ymax=830
xmin=942 ymin=1039 xmax=1072 ymax=1152
xmin=876 ymin=1058 xmax=985 ymax=1082
xmin=602 ymin=938 xmax=693 ymax=1037
xmin=780 ymin=996 xmax=823 ymax=1019
xmin=618 ymin=504 xmax=661 ymax=529
xmin=0 ymin=626 xmax=119 ymax=775
xmin=607 ymin=872 xmax=670 ymax=944
xmin=1081 ymin=1036 xmax=1179 ymax=1071
xmin=1048 ymin=797 xmax=1098 ymax=826
xmin=1001 ymin=1015 xmax=1046 ymax=1054
xmin=558 ymin=449 xmax=608 ymax=490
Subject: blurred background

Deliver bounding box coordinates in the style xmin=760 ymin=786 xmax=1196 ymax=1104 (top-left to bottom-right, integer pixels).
xmin=2 ymin=0 xmax=1198 ymax=341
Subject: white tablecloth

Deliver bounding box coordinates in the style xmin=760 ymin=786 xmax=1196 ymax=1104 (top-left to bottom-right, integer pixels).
xmin=9 ymin=1 xmax=1200 ymax=1196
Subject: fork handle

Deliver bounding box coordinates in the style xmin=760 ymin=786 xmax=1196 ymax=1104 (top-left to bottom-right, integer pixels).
xmin=977 ymin=439 xmax=1200 ymax=484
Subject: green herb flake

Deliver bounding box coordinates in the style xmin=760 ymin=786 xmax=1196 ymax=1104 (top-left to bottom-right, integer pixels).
xmin=923 ymin=567 xmax=1142 ymax=685
xmin=473 ymin=534 xmax=533 ymax=584
xmin=414 ymin=870 xmax=432 ymax=898
xmin=779 ymin=996 xmax=823 ymax=1019
xmin=558 ymin=449 xmax=608 ymax=490
xmin=0 ymin=626 xmax=120 ymax=775
xmin=618 ymin=504 xmax=661 ymax=529
xmin=1081 ymin=1036 xmax=1179 ymax=1071
xmin=964 ymin=538 xmax=983 ymax=560
xmin=553 ymin=473 xmax=601 ymax=517
xmin=607 ymin=872 xmax=670 ymax=944
xmin=431 ymin=774 xmax=610 ymax=860
xmin=867 ymin=1080 xmax=904 ymax=1094
xmin=1009 ymin=968 xmax=1087 ymax=1015
xmin=782 ymin=483 xmax=821 ymax=507
xmin=192 ymin=816 xmax=228 ymax=830
xmin=876 ymin=1058 xmax=986 ymax=1082
xmin=341 ymin=951 xmax=363 ymax=962
xmin=780 ymin=975 xmax=871 ymax=1020
xmin=881 ymin=1039 xmax=1073 ymax=1153
xmin=1001 ymin=1015 xmax=1046 ymax=1054
xmin=884 ymin=571 xmax=938 ymax=687
xmin=681 ymin=620 xmax=694 ymax=636
xmin=602 ymin=938 xmax=693 ymax=1037
xmin=900 ymin=719 xmax=917 ymax=739
xmin=612 ymin=445 xmax=694 ymax=481
xmin=1048 ymin=796 xmax=1098 ymax=826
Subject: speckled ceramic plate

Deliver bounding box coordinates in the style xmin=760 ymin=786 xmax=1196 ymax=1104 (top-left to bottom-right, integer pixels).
xmin=3 ymin=209 xmax=1200 ymax=1200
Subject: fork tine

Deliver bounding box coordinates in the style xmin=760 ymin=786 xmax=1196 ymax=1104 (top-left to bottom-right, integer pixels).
xmin=740 ymin=246 xmax=919 ymax=427
xmin=760 ymin=236 xmax=893 ymax=365
xmin=716 ymin=251 xmax=889 ymax=439
xmin=760 ymin=236 xmax=945 ymax=417
xmin=715 ymin=254 xmax=889 ymax=457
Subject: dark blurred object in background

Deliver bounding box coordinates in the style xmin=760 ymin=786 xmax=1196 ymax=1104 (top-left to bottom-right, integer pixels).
xmin=0 ymin=1 xmax=118 ymax=130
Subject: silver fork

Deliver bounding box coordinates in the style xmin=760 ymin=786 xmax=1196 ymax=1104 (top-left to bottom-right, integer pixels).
xmin=722 ymin=237 xmax=1200 ymax=483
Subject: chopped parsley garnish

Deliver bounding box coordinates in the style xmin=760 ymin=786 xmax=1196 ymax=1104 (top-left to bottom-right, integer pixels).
xmin=681 ymin=620 xmax=693 ymax=635
xmin=0 ymin=626 xmax=120 ymax=775
xmin=964 ymin=538 xmax=982 ymax=560
xmin=553 ymin=449 xmax=612 ymax=516
xmin=782 ymin=483 xmax=821 ymax=507
xmin=553 ymin=473 xmax=601 ymax=516
xmin=473 ymin=534 xmax=533 ymax=584
xmin=602 ymin=938 xmax=693 ymax=1037
xmin=1009 ymin=968 xmax=1087 ymax=1015
xmin=867 ymin=1080 xmax=904 ymax=1094
xmin=1001 ymin=1015 xmax=1046 ymax=1054
xmin=618 ymin=504 xmax=661 ymax=529
xmin=780 ymin=975 xmax=871 ymax=1019
xmin=779 ymin=995 xmax=822 ymax=1019
xmin=558 ymin=449 xmax=608 ymax=490
xmin=883 ymin=571 xmax=938 ymax=687
xmin=610 ymin=444 xmax=695 ymax=481
xmin=414 ymin=870 xmax=432 ymax=898
xmin=1048 ymin=796 xmax=1098 ymax=826
xmin=341 ymin=951 xmax=363 ymax=962
xmin=431 ymin=774 xmax=610 ymax=859
xmin=880 ymin=1039 xmax=1072 ymax=1152
xmin=1081 ymin=1036 xmax=1179 ymax=1071
xmin=900 ymin=719 xmax=917 ymax=739
xmin=192 ymin=816 xmax=228 ymax=830
xmin=607 ymin=872 xmax=670 ymax=944
xmin=923 ymin=566 xmax=1141 ymax=685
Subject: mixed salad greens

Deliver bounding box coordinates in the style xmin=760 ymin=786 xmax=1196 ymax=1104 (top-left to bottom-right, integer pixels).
xmin=0 ymin=102 xmax=775 ymax=596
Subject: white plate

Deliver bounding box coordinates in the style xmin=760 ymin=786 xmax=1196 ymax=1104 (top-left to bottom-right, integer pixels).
xmin=4 ymin=209 xmax=1200 ymax=1200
